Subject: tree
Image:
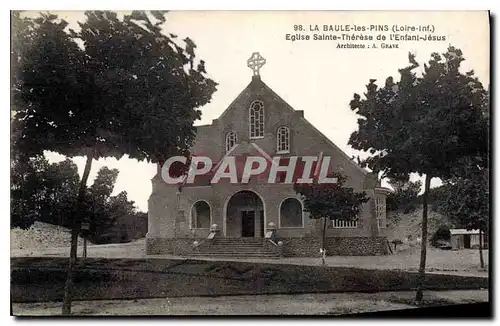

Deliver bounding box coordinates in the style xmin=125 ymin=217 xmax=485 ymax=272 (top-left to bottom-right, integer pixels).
xmin=348 ymin=46 xmax=488 ymax=303
xmin=107 ymin=191 xmax=137 ymax=240
xmin=435 ymin=158 xmax=489 ymax=268
xmin=12 ymin=10 xmax=217 ymax=314
xmin=11 ymin=145 xmax=81 ymax=229
xmin=386 ymin=178 xmax=421 ymax=213
xmin=87 ymin=189 xmax=137 ymax=243
xmin=11 ymin=155 xmax=51 ymax=229
xmin=10 ymin=153 xmax=136 ymax=242
xmin=84 ymin=167 xmax=123 ymax=243
xmin=293 ymin=173 xmax=368 ymax=265
xmin=38 ymin=159 xmax=81 ymax=227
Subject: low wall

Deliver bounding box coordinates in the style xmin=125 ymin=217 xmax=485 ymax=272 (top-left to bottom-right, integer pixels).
xmin=279 ymin=237 xmax=390 ymax=257
xmin=146 ymin=237 xmax=205 ymax=255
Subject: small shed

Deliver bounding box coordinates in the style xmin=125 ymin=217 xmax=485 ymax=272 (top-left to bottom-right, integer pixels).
xmin=450 ymin=229 xmax=487 ymax=250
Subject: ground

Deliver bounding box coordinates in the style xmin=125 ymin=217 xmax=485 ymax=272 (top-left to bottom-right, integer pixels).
xmin=11 ymin=221 xmax=489 ymax=316
xmin=386 ymin=207 xmax=454 ymax=243
xmin=11 ymin=238 xmax=488 ymax=277
xmin=11 ymin=221 xmax=86 ymax=250
xmin=13 ymin=290 xmax=488 ymax=316
xmin=12 ymin=210 xmax=487 ymax=278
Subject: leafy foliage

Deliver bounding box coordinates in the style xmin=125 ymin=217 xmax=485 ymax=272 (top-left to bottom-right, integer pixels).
xmin=347 ymin=46 xmax=488 ymax=302
xmin=10 ymin=154 xmax=144 ymax=243
xmin=11 ymin=155 xmax=52 ymax=229
xmin=348 ymin=47 xmax=488 ymax=180
xmin=293 ymin=173 xmax=368 ymax=261
xmin=386 ymin=179 xmax=421 ymax=213
xmin=11 ymin=152 xmax=80 ymax=229
xmin=82 ymin=168 xmax=134 ymax=243
xmin=433 ymin=161 xmax=489 ymax=232
xmin=430 ymin=225 xmax=451 ymax=248
xmin=12 ymin=11 xmax=217 ymax=163
xmin=12 ymin=10 xmax=217 ymax=314
xmin=293 ymin=173 xmax=369 ymax=222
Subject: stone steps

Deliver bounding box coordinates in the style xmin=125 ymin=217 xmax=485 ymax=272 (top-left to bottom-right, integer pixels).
xmin=192 ymin=253 xmax=279 ymax=259
xmin=193 ymin=238 xmax=279 ymax=258
xmin=212 ymin=238 xmax=264 ymax=242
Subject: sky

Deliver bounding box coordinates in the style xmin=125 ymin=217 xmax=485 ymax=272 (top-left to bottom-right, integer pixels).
xmin=36 ymin=11 xmax=490 ymax=212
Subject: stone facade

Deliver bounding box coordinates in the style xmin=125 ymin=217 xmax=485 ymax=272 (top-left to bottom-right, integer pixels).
xmin=279 ymin=237 xmax=390 ymax=257
xmin=146 ymin=237 xmax=209 ymax=256
xmin=146 ymin=235 xmax=389 ymax=257
xmin=147 ymin=69 xmax=392 ymax=257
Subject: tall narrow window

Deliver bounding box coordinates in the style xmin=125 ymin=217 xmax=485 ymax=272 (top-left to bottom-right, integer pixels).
xmin=249 ymin=100 xmax=264 ymax=139
xmin=277 ymin=126 xmax=290 ymax=153
xmin=225 ymin=131 xmax=237 ymax=152
xmin=376 ymin=197 xmax=387 ymax=228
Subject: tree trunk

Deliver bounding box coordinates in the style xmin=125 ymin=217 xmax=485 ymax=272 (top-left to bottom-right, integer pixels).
xmin=62 ymin=148 xmax=93 ymax=315
xmin=322 ymin=217 xmax=327 ymax=249
xmin=322 ymin=217 xmax=327 ymax=265
xmin=415 ymin=174 xmax=432 ymax=303
xmin=479 ymin=229 xmax=485 ymax=269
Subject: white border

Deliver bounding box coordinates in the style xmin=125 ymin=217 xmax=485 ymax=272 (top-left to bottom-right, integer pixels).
xmin=6 ymin=4 xmax=496 ymax=323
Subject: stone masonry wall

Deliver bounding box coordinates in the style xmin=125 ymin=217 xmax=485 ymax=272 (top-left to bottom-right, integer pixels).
xmin=146 ymin=237 xmax=205 ymax=256
xmin=147 ymin=236 xmax=389 ymax=257
xmin=279 ymin=237 xmax=390 ymax=257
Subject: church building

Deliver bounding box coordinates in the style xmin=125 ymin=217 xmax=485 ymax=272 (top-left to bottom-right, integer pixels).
xmin=146 ymin=53 xmax=391 ymax=257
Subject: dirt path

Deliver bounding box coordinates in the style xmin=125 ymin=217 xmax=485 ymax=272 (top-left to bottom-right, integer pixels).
xmin=13 ymin=290 xmax=488 ymax=316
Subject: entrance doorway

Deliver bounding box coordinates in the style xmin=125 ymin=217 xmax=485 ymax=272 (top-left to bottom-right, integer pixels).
xmin=241 ymin=210 xmax=255 ymax=237
xmin=258 ymin=210 xmax=264 ymax=237
xmin=225 ymin=190 xmax=265 ymax=238
xmin=464 ymin=234 xmax=471 ymax=248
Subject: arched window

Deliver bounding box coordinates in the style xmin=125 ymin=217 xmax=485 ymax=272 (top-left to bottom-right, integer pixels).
xmin=225 ymin=131 xmax=237 ymax=152
xmin=191 ymin=200 xmax=211 ymax=229
xmin=279 ymin=198 xmax=303 ymax=228
xmin=277 ymin=126 xmax=290 ymax=153
xmin=249 ymin=100 xmax=264 ymax=139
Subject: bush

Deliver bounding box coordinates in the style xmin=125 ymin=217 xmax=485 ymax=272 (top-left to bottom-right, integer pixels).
xmin=430 ymin=225 xmax=451 ymax=247
xmin=88 ymin=212 xmax=148 ymax=244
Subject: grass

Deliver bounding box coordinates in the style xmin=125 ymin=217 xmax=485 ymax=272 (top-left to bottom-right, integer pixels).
xmin=11 ymin=268 xmax=114 ymax=285
xmin=11 ymin=257 xmax=489 ymax=303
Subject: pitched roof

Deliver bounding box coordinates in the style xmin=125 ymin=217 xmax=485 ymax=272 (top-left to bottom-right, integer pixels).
xmin=242 ymin=77 xmax=369 ymax=176
xmin=207 ymin=75 xmax=369 ymax=177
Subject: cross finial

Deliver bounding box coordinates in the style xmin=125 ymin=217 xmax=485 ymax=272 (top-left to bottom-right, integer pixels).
xmin=247 ymin=52 xmax=266 ymax=76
